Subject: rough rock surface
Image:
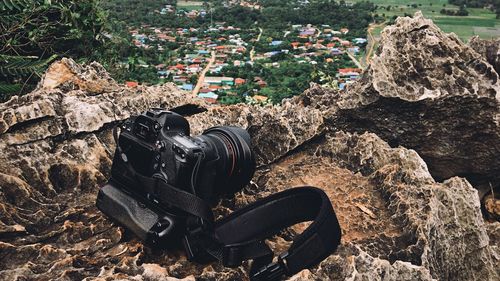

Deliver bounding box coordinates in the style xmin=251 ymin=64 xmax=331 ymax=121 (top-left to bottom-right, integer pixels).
xmin=469 ymin=36 xmax=500 ymax=75
xmin=1 ymin=13 xmax=499 ymax=281
xmin=329 ymin=12 xmax=500 ymax=193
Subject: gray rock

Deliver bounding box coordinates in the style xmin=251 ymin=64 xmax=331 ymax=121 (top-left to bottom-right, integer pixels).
xmin=328 ymin=12 xmax=500 ymax=193
xmin=469 ymin=36 xmax=500 ymax=75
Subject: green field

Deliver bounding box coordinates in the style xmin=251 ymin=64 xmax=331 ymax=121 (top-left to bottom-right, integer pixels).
xmin=177 ymin=0 xmax=204 ymax=10
xmin=348 ymin=0 xmax=500 ymax=41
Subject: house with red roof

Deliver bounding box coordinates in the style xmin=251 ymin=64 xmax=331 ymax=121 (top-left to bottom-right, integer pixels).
xmin=187 ymin=64 xmax=201 ymax=73
xmin=125 ymin=81 xmax=139 ymax=88
xmin=338 ymin=68 xmax=362 ymax=79
xmin=235 ymin=78 xmax=246 ymax=85
xmin=200 ymin=88 xmax=214 ymax=93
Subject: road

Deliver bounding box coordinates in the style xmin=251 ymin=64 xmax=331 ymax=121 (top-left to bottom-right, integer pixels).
xmin=250 ymin=28 xmax=263 ymax=62
xmin=192 ymin=50 xmax=215 ymax=96
xmin=346 ymin=51 xmax=364 ymax=70
xmin=365 ymin=22 xmax=387 ymax=66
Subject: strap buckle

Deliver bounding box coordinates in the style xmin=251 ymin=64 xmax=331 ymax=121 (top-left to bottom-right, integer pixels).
xmin=222 ymin=239 xmax=263 ymax=267
xmin=251 ymin=252 xmax=289 ymax=281
xmin=222 ymin=243 xmax=245 ymax=268
xmin=182 ymin=225 xmax=212 ymax=262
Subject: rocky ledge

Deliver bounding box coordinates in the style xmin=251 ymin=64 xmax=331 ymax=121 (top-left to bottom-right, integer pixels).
xmin=0 ymin=13 xmax=499 ymax=281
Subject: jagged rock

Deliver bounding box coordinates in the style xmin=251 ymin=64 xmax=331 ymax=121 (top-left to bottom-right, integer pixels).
xmin=186 ymin=100 xmax=323 ymax=165
xmin=469 ymin=36 xmax=500 ymax=75
xmin=254 ymin=131 xmax=499 ymax=280
xmin=39 ymin=58 xmax=119 ymax=94
xmin=328 ymin=12 xmax=500 ymax=193
xmin=1 ymin=13 xmax=500 ymax=281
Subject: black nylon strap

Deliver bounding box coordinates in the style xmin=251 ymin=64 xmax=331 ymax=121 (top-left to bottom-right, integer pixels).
xmin=135 ymin=174 xmax=214 ymax=223
xmin=212 ymin=186 xmax=342 ymax=280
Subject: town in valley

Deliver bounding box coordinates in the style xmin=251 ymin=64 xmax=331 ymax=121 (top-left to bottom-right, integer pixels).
xmin=102 ymin=0 xmax=499 ymax=105
xmin=106 ymin=0 xmax=371 ymax=104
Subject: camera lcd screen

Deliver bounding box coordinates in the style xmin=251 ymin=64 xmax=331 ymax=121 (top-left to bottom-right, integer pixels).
xmin=119 ymin=135 xmax=157 ymax=176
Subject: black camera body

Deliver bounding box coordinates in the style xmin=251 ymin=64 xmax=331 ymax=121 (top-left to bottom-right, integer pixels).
xmin=97 ymin=109 xmax=255 ymax=249
xmin=97 ymin=109 xmax=343 ymax=280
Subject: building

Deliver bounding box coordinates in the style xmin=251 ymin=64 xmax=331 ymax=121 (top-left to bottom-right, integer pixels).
xmin=157 ymin=70 xmax=169 ymax=78
xmin=338 ymin=68 xmax=362 ymax=78
xmin=235 ymin=78 xmax=246 ymax=85
xmin=200 ymin=88 xmax=214 ymax=93
xmin=348 ymin=46 xmax=360 ymax=55
xmin=187 ymin=64 xmax=201 ymax=73
xmin=204 ymin=77 xmax=235 ymax=86
xmin=254 ymin=77 xmax=267 ymax=88
xmin=331 ymin=48 xmax=343 ymax=55
xmin=173 ymin=76 xmax=188 ymax=83
xmin=198 ymin=92 xmax=218 ymax=99
xmin=353 ymin=38 xmax=368 ymax=45
xmin=125 ymin=81 xmax=139 ymax=88
xmin=340 ymin=40 xmax=351 ymax=47
xmin=198 ymin=92 xmax=219 ymax=103
xmin=180 ymin=84 xmax=194 ymax=91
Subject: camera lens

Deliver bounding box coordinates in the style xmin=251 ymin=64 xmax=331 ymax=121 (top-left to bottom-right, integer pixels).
xmin=200 ymin=126 xmax=255 ymax=195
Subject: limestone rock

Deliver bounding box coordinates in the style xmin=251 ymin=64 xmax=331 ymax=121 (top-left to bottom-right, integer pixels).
xmin=186 ymin=100 xmax=323 ymax=165
xmin=254 ymin=131 xmax=498 ymax=280
xmin=39 ymin=58 xmax=119 ymax=93
xmin=469 ymin=36 xmax=500 ymax=75
xmin=329 ymin=12 xmax=500 ymax=192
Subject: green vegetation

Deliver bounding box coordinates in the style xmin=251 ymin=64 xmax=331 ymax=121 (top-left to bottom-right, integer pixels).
xmin=440 ymin=6 xmax=469 ymax=16
xmin=104 ymin=0 xmax=375 ymax=36
xmin=0 ymin=54 xmax=57 ymax=98
xmin=177 ymin=0 xmax=205 ymax=10
xmin=210 ymin=0 xmax=376 ymax=37
xmin=0 ymin=0 xmax=109 ymax=101
xmin=101 ymin=0 xmax=199 ymax=27
xmin=449 ymin=0 xmax=500 ymax=17
xmin=348 ymin=0 xmax=500 ymax=40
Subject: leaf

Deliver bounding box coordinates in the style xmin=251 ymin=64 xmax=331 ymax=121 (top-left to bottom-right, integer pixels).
xmin=0 ymin=54 xmax=57 ymax=77
xmin=0 ymin=0 xmax=35 ymax=11
xmin=0 ymin=82 xmax=22 ymax=95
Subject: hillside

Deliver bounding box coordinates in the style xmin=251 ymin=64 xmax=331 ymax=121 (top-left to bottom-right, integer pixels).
xmin=0 ymin=13 xmax=499 ymax=281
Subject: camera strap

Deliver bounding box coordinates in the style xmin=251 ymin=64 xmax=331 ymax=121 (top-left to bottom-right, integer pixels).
xmin=189 ymin=186 xmax=342 ymax=281
xmin=134 ymin=173 xmax=342 ymax=280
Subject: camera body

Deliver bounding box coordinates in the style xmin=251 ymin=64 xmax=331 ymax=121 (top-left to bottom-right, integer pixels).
xmin=97 ymin=109 xmax=255 ymax=249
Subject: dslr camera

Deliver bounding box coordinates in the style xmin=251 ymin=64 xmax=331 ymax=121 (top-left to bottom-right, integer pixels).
xmin=97 ymin=109 xmax=255 ymax=253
